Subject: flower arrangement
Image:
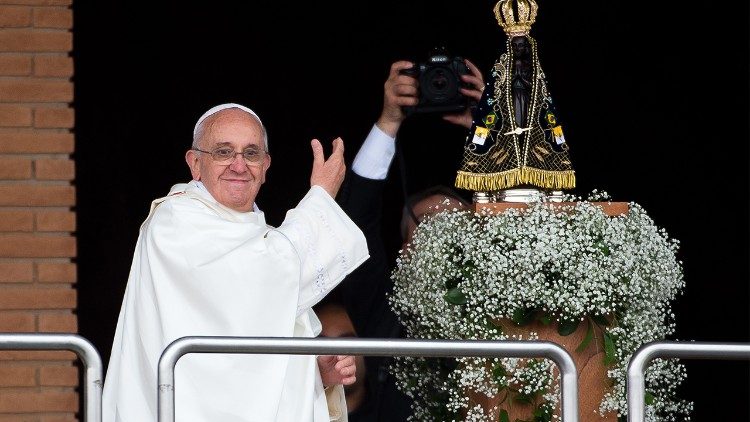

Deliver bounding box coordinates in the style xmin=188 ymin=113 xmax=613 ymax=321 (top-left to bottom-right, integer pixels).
xmin=389 ymin=192 xmax=692 ymax=421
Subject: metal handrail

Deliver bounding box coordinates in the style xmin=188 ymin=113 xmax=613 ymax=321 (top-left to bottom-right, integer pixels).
xmin=627 ymin=341 xmax=750 ymax=421
xmin=157 ymin=336 xmax=579 ymax=422
xmin=0 ymin=333 xmax=103 ymax=422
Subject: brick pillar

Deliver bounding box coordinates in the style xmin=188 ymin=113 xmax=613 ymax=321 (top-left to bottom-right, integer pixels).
xmin=0 ymin=0 xmax=79 ymax=420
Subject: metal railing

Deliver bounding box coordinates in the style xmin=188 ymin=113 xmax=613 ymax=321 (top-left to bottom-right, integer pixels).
xmin=158 ymin=336 xmax=579 ymax=422
xmin=0 ymin=333 xmax=103 ymax=422
xmin=627 ymin=341 xmax=750 ymax=421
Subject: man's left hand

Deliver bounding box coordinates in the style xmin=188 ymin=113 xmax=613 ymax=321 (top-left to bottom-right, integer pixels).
xmin=317 ymin=355 xmax=356 ymax=387
xmin=310 ymin=137 xmax=346 ymax=198
xmin=442 ymin=58 xmax=485 ymax=129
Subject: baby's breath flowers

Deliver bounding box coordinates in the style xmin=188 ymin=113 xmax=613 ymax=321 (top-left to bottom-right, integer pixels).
xmin=389 ymin=193 xmax=692 ymax=421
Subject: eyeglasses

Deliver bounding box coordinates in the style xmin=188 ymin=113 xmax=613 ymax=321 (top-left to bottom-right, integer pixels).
xmin=193 ymin=146 xmax=267 ymax=165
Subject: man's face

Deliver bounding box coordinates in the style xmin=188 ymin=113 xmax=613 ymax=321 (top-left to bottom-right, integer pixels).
xmin=185 ymin=109 xmax=270 ymax=212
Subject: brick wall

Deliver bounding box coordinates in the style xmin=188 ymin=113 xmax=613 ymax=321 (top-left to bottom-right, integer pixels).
xmin=0 ymin=0 xmax=78 ymax=420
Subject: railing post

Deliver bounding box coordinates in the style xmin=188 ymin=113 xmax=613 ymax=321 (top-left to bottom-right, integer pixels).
xmin=158 ymin=336 xmax=578 ymax=422
xmin=627 ymin=341 xmax=750 ymax=422
xmin=0 ymin=333 xmax=103 ymax=422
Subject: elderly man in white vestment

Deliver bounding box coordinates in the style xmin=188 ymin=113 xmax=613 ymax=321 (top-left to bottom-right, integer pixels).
xmin=102 ymin=103 xmax=369 ymax=422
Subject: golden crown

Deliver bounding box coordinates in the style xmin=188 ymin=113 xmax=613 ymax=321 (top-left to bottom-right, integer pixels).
xmin=494 ymin=0 xmax=538 ymax=37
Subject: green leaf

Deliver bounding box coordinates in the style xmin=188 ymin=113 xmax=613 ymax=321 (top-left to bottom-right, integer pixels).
xmin=444 ymin=288 xmax=467 ymax=305
xmin=575 ymin=319 xmax=594 ymax=352
xmin=645 ymin=391 xmax=655 ymax=405
xmin=444 ymin=278 xmax=460 ymax=289
xmin=512 ymin=307 xmax=536 ymax=326
xmin=499 ymin=409 xmax=510 ymax=422
xmin=539 ymin=314 xmax=552 ymax=325
xmin=533 ymin=404 xmax=552 ymax=422
xmin=486 ymin=316 xmax=504 ymax=330
xmin=591 ymin=314 xmax=610 ymax=326
xmin=557 ymin=318 xmax=580 ymax=336
xmin=492 ymin=363 xmax=507 ymax=381
xmin=594 ymin=240 xmax=610 ymax=256
xmin=603 ymin=331 xmax=617 ymax=365
xmin=460 ymin=263 xmax=476 ymax=279
xmin=514 ymin=394 xmax=533 ymax=404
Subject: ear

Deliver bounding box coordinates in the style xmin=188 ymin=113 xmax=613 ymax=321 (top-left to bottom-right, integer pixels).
xmin=185 ymin=149 xmax=201 ymax=180
xmin=259 ymin=154 xmax=271 ymax=184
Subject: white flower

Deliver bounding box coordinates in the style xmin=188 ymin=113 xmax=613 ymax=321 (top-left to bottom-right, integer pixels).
xmin=389 ymin=193 xmax=691 ymax=421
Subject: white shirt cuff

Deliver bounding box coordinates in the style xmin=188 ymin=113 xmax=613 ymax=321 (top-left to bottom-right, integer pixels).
xmin=351 ymin=124 xmax=396 ymax=180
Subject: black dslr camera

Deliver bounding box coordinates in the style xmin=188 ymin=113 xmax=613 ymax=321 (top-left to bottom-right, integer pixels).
xmin=400 ymin=47 xmax=471 ymax=114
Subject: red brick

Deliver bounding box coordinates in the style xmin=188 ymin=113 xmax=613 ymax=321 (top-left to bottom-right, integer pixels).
xmin=0 ymin=54 xmax=32 ymax=76
xmin=0 ymin=6 xmax=31 ymax=27
xmin=0 ymin=185 xmax=74 ymax=206
xmin=0 ymin=105 xmax=32 ymax=127
xmin=0 ymin=0 xmax=71 ymax=5
xmin=0 ymin=366 xmax=36 ymax=386
xmin=0 ymin=413 xmax=41 ymax=422
xmin=0 ymin=132 xmax=73 ymax=153
xmin=33 ymin=7 xmax=70 ymax=29
xmin=33 ymin=107 xmax=72 ymax=128
xmin=0 ymin=262 xmax=33 ymax=282
xmin=0 ymin=80 xmax=72 ymax=102
xmin=40 ymin=365 xmax=77 ymax=386
xmin=0 ymin=210 xmax=33 ymax=231
xmin=0 ymin=287 xmax=75 ymax=309
xmin=36 ymin=262 xmax=74 ymax=283
xmin=35 ymin=158 xmax=73 ymax=180
xmin=38 ymin=312 xmax=76 ymax=332
xmin=0 ymin=234 xmax=75 ymax=257
xmin=0 ymin=390 xmax=77 ymax=412
xmin=35 ymin=211 xmax=75 ymax=232
xmin=0 ymin=157 xmax=32 ymax=178
xmin=40 ymin=416 xmax=79 ymax=422
xmin=0 ymin=350 xmax=75 ymax=360
xmin=33 ymin=54 xmax=71 ymax=77
xmin=0 ymin=414 xmax=41 ymax=422
xmin=0 ymin=30 xmax=71 ymax=53
xmin=0 ymin=312 xmax=35 ymax=330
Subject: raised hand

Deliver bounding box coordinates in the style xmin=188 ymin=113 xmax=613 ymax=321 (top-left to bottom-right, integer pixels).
xmin=442 ymin=58 xmax=486 ymax=129
xmin=376 ymin=60 xmax=419 ymax=137
xmin=310 ymin=137 xmax=346 ymax=198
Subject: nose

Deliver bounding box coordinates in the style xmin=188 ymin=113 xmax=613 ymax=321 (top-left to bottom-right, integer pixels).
xmin=228 ymin=153 xmax=249 ymax=172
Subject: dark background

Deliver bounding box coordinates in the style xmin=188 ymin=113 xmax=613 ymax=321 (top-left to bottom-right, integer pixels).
xmin=74 ymin=1 xmax=749 ymax=419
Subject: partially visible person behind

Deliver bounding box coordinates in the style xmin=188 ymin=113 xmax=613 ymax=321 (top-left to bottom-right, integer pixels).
xmin=102 ymin=103 xmax=368 ymax=422
xmin=335 ymin=60 xmax=483 ymax=420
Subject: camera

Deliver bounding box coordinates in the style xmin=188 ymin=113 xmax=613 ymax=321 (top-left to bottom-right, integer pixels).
xmin=399 ymin=47 xmax=472 ymax=114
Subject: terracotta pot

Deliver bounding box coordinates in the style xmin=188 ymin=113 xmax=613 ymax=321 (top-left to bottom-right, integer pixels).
xmin=464 ymin=318 xmax=617 ymax=421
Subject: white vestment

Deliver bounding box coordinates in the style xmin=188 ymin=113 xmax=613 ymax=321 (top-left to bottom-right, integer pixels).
xmin=102 ymin=181 xmax=368 ymax=422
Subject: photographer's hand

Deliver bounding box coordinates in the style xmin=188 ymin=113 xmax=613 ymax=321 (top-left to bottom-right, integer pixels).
xmin=376 ymin=61 xmax=419 ymax=137
xmin=442 ymin=58 xmax=485 ymax=129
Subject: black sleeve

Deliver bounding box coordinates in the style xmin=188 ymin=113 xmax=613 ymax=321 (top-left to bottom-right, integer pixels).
xmin=336 ymin=171 xmax=392 ymax=337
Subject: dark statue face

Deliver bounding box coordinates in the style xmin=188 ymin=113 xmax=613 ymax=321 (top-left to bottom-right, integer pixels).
xmin=511 ymin=36 xmax=531 ymax=59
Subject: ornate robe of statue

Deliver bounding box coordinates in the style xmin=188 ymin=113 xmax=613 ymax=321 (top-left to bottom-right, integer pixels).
xmin=455 ymin=0 xmax=575 ymax=193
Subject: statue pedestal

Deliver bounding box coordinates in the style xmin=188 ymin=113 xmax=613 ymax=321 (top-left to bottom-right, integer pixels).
xmin=466 ymin=318 xmax=617 ymax=421
xmin=466 ymin=202 xmax=629 ymax=421
xmin=473 ymin=201 xmax=629 ymax=217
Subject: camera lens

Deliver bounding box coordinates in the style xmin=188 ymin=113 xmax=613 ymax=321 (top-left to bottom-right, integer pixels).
xmin=422 ymin=66 xmax=457 ymax=103
xmin=431 ymin=71 xmax=448 ymax=90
